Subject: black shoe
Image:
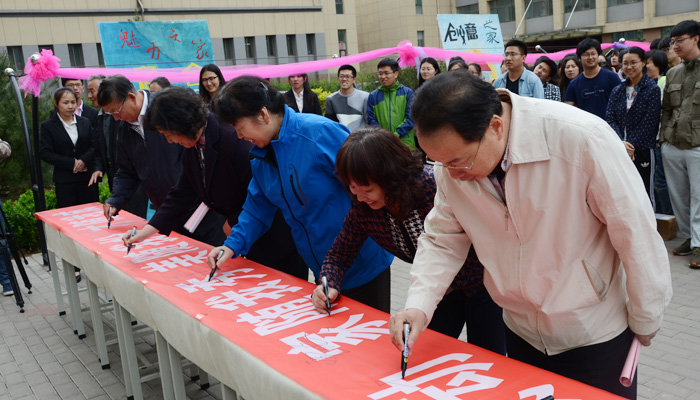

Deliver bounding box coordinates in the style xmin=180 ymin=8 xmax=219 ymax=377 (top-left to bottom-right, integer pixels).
xmin=75 ymin=272 xmax=82 ymax=283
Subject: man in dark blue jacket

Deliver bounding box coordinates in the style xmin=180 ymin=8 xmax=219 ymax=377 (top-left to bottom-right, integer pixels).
xmin=97 ymin=75 xmax=225 ymax=245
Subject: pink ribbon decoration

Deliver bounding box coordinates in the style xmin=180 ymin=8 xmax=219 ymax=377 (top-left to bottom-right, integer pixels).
xmin=18 ymin=49 xmax=61 ymax=97
xmin=619 ymin=337 xmax=641 ymax=387
xmin=44 ymin=40 xmax=651 ymax=84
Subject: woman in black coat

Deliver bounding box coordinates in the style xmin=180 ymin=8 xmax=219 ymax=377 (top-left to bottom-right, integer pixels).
xmin=121 ymin=87 xmax=307 ymax=279
xmin=40 ymin=87 xmax=98 ymax=208
xmin=283 ymin=73 xmax=322 ymax=115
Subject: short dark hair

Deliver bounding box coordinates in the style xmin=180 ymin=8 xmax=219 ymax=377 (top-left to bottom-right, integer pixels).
xmin=504 ymin=39 xmax=527 ymax=57
xmin=61 ymin=77 xmax=83 ymax=87
xmin=448 ymin=56 xmax=467 ymax=71
xmin=467 ymin=63 xmax=482 ymax=74
xmin=199 ymin=64 xmax=226 ymax=102
xmin=338 ymin=64 xmax=357 ymax=78
xmin=411 ymin=69 xmax=503 ymax=143
xmin=535 ymin=56 xmax=558 ymax=84
xmin=645 ymin=49 xmax=669 ymax=76
xmin=649 ymin=38 xmax=662 ymax=50
xmin=670 ymin=20 xmax=700 ymax=49
xmin=150 ymin=76 xmax=171 ymax=89
xmin=146 ymin=87 xmax=207 ymax=140
xmin=417 ymin=57 xmax=441 ymax=87
xmin=53 ymin=87 xmax=78 ymax=106
xmin=658 ymin=37 xmax=672 ymax=51
xmin=97 ymin=75 xmax=137 ymax=107
xmin=214 ymin=75 xmax=286 ymax=126
xmin=377 ymin=58 xmax=399 ymax=72
xmin=576 ymin=38 xmax=602 ymax=59
xmin=335 ymin=127 xmax=424 ymax=220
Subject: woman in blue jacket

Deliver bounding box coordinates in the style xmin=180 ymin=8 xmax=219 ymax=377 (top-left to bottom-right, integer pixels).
xmin=605 ymin=46 xmax=661 ymax=208
xmin=207 ymin=76 xmax=394 ymax=311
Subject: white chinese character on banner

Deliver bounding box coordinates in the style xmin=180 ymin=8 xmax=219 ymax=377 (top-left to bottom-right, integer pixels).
xmin=519 ymin=384 xmax=579 ymax=400
xmin=369 ymin=353 xmax=503 ymax=400
xmin=176 ymin=268 xmax=267 ymax=293
xmin=281 ymin=313 xmax=389 ymax=361
xmin=107 ymin=235 xmax=179 ymax=253
xmin=204 ymin=279 xmax=303 ymax=311
xmin=96 ymin=234 xmax=129 ymax=246
xmin=237 ymin=297 xmax=349 ymax=336
xmin=129 ymin=242 xmax=201 ymax=265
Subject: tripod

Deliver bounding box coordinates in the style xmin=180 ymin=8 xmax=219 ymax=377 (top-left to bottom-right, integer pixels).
xmin=0 ymin=199 xmax=33 ymax=313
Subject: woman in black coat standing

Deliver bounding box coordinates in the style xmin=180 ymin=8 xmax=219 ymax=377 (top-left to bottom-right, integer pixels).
xmin=283 ymin=73 xmax=322 ymax=115
xmin=40 ymin=87 xmax=98 ymax=208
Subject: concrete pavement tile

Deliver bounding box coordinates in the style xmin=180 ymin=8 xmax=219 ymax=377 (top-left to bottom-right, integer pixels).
xmin=29 ymin=381 xmax=58 ymax=398
xmin=646 ymin=377 xmax=692 ymax=398
xmin=7 ymin=382 xmax=31 ymax=398
xmin=39 ymin=361 xmax=63 ymax=376
xmin=47 ymin=371 xmax=72 ymax=386
xmin=54 ymin=381 xmax=84 ymax=399
xmin=102 ymin=382 xmax=127 ymax=399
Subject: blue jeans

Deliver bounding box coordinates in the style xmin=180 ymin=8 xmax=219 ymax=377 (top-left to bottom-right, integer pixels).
xmin=0 ymin=198 xmax=12 ymax=290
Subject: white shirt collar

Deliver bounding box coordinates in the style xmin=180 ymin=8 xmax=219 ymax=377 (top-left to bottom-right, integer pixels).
xmin=129 ymin=91 xmax=149 ymax=135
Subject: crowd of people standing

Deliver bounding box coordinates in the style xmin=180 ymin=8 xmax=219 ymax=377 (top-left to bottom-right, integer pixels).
xmin=35 ymin=19 xmax=700 ymax=399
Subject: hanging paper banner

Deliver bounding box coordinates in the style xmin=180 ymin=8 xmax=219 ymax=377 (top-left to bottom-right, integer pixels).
xmin=97 ymin=20 xmax=215 ymax=90
xmin=437 ymin=14 xmax=505 ymax=81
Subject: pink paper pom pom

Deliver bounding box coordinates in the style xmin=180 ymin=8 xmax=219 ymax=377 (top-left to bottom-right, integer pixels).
xmin=397 ymin=40 xmax=419 ymax=68
xmin=18 ymin=49 xmax=61 ymax=98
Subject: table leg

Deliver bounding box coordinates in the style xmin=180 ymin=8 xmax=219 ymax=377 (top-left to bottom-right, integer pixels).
xmin=86 ymin=277 xmax=110 ymax=369
xmin=63 ymin=260 xmax=85 ymax=339
xmin=48 ymin=251 xmax=66 ymax=316
xmin=155 ymin=332 xmax=174 ymax=399
xmin=167 ymin=343 xmax=187 ymax=400
xmin=115 ymin=301 xmax=143 ymax=400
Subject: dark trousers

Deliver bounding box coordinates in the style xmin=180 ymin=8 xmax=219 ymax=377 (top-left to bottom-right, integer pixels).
xmin=506 ymin=326 xmax=637 ymax=399
xmin=428 ymin=289 xmax=507 ymax=355
xmin=55 ymin=180 xmax=99 ymax=208
xmin=654 ymin=147 xmax=674 ymax=215
xmin=633 ymin=148 xmax=655 ymax=210
xmin=340 ymin=267 xmax=391 ymax=313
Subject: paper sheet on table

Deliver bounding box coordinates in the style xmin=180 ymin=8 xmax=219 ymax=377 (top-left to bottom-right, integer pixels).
xmin=184 ymin=202 xmax=209 ymax=233
xmin=620 ymin=337 xmax=641 ymax=387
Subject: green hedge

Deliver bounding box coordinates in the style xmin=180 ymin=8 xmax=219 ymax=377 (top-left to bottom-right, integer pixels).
xmin=3 ymin=180 xmax=111 ymax=251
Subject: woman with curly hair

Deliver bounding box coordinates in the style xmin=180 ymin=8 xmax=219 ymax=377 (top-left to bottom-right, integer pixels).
xmin=311 ymin=127 xmax=506 ymax=353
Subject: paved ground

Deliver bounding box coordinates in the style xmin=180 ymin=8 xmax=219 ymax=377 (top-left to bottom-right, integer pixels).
xmin=0 ymin=237 xmax=698 ymax=399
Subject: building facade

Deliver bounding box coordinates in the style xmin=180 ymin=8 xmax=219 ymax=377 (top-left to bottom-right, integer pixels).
xmin=0 ymin=0 xmax=359 ymax=73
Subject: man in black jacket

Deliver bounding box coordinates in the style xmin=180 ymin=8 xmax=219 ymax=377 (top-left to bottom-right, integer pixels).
xmin=97 ymin=75 xmax=225 ymax=245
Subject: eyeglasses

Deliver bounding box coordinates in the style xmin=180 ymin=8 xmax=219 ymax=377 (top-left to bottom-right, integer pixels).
xmin=338 ymin=74 xmax=354 ymax=80
xmin=426 ymin=139 xmax=482 ymax=171
xmin=670 ymin=36 xmax=692 ymax=47
xmin=580 ymin=51 xmax=599 ymax=59
xmin=105 ymin=98 xmax=126 ymax=115
xmin=65 ymin=83 xmax=83 ymax=88
xmin=622 ymin=60 xmax=641 ymax=68
xmin=377 ymin=72 xmax=395 ymax=77
xmin=201 ymin=76 xmax=219 ymax=83
xmin=503 ymin=52 xmax=521 ymax=58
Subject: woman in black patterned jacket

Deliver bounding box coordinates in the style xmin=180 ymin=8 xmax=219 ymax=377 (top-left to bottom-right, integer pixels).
xmin=312 ymin=127 xmax=505 ymax=354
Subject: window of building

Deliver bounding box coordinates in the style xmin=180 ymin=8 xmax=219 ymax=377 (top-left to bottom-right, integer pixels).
xmin=417 ymin=31 xmax=425 ymax=47
xmin=286 ymin=35 xmax=297 ymax=56
xmin=564 ymin=0 xmax=595 ymax=13
xmin=306 ymin=34 xmax=316 ymax=55
xmin=490 ymin=0 xmax=515 ymax=22
xmin=416 ymin=0 xmax=423 ymax=14
xmin=526 ymin=0 xmax=553 ymax=18
xmin=608 ymin=0 xmax=642 ymax=5
xmin=39 ymin=44 xmax=54 ymax=54
xmin=6 ymin=46 xmax=25 ymax=71
xmin=68 ymin=44 xmax=84 ymax=67
xmin=245 ymin=36 xmax=256 ymax=59
xmin=96 ymin=43 xmax=105 ymax=67
xmin=457 ymin=4 xmax=479 ymax=14
xmin=338 ymin=29 xmax=347 ymax=53
xmin=336 ymin=0 xmax=344 ymax=14
xmin=223 ymin=38 xmax=234 ymax=62
xmin=266 ymin=35 xmax=276 ymax=57
xmin=612 ymin=30 xmax=644 ymax=42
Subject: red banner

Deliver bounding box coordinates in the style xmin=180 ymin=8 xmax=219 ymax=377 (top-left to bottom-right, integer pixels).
xmin=36 ymin=203 xmax=624 ymax=400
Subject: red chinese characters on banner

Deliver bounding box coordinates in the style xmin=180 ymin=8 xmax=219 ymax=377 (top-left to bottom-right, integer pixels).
xmin=191 ymin=38 xmax=209 ymax=60
xmin=169 ymin=28 xmax=181 ymax=43
xmin=36 ymin=203 xmax=626 ymax=400
xmin=119 ymin=29 xmax=141 ymax=48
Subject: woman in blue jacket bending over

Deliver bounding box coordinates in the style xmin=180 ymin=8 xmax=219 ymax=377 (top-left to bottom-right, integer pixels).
xmin=207 ymin=76 xmax=394 ymax=311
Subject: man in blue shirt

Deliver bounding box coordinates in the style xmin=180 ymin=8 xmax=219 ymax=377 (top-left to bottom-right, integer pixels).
xmin=493 ymin=40 xmax=544 ymax=99
xmin=565 ymin=38 xmax=622 ymax=119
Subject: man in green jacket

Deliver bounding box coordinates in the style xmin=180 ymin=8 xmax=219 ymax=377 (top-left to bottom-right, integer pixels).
xmin=367 ymin=58 xmax=415 ymax=149
xmin=660 ymin=20 xmax=700 ymax=269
